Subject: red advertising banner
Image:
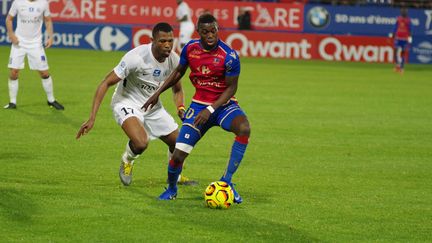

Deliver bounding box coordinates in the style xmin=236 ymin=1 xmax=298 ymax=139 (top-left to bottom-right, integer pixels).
xmin=49 ymin=0 xmax=304 ymax=31
xmin=132 ymin=27 xmax=394 ymax=63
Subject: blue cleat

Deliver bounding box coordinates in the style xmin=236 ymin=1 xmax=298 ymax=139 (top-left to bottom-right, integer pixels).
xmin=221 ymin=179 xmax=243 ymax=204
xmin=158 ymin=187 xmax=177 ymax=200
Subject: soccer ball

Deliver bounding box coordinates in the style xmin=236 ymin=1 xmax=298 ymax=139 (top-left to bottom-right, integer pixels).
xmin=204 ymin=181 xmax=234 ymax=209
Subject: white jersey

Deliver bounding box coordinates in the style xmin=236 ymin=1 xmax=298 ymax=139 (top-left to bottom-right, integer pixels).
xmin=176 ymin=1 xmax=194 ymax=29
xmin=8 ymin=0 xmax=50 ymax=48
xmin=112 ymin=43 xmax=179 ymax=108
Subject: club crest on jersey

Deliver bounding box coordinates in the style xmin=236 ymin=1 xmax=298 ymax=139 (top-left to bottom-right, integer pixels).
xmin=153 ymin=69 xmax=161 ymax=77
xmin=198 ymin=65 xmax=211 ymax=75
xmin=213 ymin=58 xmax=220 ymax=64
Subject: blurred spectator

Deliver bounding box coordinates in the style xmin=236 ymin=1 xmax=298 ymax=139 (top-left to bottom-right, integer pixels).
xmin=238 ymin=8 xmax=252 ymax=30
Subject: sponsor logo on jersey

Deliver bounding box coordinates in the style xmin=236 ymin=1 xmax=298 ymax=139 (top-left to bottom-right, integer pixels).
xmin=153 ymin=69 xmax=161 ymax=77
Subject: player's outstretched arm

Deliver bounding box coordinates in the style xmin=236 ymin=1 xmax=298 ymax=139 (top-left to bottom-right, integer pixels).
xmin=76 ymin=71 xmax=121 ymax=139
xmin=194 ymin=75 xmax=239 ymax=126
xmin=142 ymin=64 xmax=188 ymax=111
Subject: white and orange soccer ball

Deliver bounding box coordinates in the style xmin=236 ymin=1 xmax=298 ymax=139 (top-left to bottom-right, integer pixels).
xmin=204 ymin=181 xmax=234 ymax=209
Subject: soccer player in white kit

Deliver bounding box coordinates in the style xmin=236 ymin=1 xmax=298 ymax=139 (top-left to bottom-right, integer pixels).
xmin=5 ymin=0 xmax=64 ymax=110
xmin=76 ymin=23 xmax=195 ymax=186
xmin=176 ymin=0 xmax=194 ymax=49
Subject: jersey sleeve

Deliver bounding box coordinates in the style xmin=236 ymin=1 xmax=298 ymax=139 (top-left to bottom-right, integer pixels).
xmin=224 ymin=50 xmax=241 ymax=77
xmin=113 ymin=52 xmax=138 ymax=80
xmin=44 ymin=1 xmax=51 ymax=17
xmin=169 ymin=52 xmax=180 ymax=70
xmin=8 ymin=1 xmax=17 ymax=17
xmin=179 ymin=43 xmax=189 ymax=66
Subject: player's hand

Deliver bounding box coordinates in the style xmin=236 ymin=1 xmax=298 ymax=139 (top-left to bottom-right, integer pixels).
xmin=76 ymin=119 xmax=95 ymax=139
xmin=177 ymin=105 xmax=186 ymax=121
xmin=9 ymin=34 xmax=19 ymax=45
xmin=142 ymin=93 xmax=159 ymax=111
xmin=194 ymin=109 xmax=211 ymax=127
xmin=45 ymin=36 xmax=53 ymax=48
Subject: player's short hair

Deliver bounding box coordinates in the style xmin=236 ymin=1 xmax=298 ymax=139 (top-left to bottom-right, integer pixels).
xmin=197 ymin=14 xmax=217 ymax=29
xmin=152 ymin=22 xmax=173 ymax=38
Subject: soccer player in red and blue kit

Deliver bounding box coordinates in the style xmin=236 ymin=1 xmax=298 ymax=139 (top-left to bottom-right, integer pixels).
xmin=143 ymin=14 xmax=251 ymax=203
xmin=390 ymin=7 xmax=412 ymax=74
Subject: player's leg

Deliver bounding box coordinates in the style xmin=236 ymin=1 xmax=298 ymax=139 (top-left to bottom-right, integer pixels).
xmin=5 ymin=45 xmax=25 ymax=109
xmin=119 ymin=116 xmax=149 ymax=186
xmin=218 ymin=101 xmax=251 ymax=203
xmin=113 ymin=103 xmax=148 ymax=186
xmin=399 ymin=42 xmax=407 ymax=73
xmin=28 ymin=46 xmax=64 ymax=109
xmin=159 ymin=103 xmax=210 ymax=199
xmin=159 ymin=129 xmax=198 ymax=186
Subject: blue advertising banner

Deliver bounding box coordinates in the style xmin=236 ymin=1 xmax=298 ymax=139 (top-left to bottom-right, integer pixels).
xmin=409 ymin=37 xmax=432 ymax=64
xmin=304 ymin=4 xmax=432 ymax=37
xmin=0 ymin=20 xmax=132 ymax=51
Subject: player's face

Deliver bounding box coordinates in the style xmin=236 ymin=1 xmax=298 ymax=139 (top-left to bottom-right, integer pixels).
xmin=198 ymin=22 xmax=219 ymax=50
xmin=153 ymin=31 xmax=175 ymax=59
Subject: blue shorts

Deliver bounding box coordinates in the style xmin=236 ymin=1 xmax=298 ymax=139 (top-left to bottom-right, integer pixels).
xmin=175 ymin=100 xmax=246 ymax=153
xmin=395 ymin=40 xmax=408 ymax=50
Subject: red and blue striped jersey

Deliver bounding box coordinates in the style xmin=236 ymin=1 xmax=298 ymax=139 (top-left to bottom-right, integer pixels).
xmin=179 ymin=39 xmax=241 ymax=105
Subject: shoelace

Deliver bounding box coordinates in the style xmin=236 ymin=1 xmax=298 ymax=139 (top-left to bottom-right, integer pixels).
xmin=123 ymin=163 xmax=132 ymax=175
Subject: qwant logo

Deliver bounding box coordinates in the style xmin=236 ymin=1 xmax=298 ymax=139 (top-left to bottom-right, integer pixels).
xmin=85 ymin=26 xmax=129 ymax=51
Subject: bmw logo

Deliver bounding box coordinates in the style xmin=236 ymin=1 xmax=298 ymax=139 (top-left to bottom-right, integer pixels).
xmin=307 ymin=6 xmax=330 ymax=29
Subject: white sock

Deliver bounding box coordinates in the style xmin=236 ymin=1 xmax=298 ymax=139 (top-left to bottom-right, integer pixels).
xmin=41 ymin=76 xmax=55 ymax=103
xmin=8 ymin=79 xmax=18 ymax=104
xmin=122 ymin=142 xmax=139 ymax=164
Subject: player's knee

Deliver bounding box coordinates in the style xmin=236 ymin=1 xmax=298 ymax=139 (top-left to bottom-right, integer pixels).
xmin=9 ymin=69 xmax=19 ymax=80
xmin=40 ymin=73 xmax=50 ymax=79
xmin=237 ymin=122 xmax=251 ymax=137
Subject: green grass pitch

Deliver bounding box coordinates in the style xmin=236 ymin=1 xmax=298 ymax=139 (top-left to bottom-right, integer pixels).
xmin=0 ymin=45 xmax=431 ymax=242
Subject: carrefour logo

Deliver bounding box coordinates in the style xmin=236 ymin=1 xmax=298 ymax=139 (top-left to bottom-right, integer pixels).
xmin=413 ymin=41 xmax=432 ymax=63
xmin=307 ymin=6 xmax=330 ymax=29
xmin=85 ymin=26 xmax=129 ymax=51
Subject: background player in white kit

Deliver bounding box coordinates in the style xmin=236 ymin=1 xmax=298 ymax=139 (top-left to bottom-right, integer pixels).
xmin=5 ymin=0 xmax=64 ymax=110
xmin=76 ymin=23 xmax=195 ymax=186
xmin=176 ymin=0 xmax=194 ymax=49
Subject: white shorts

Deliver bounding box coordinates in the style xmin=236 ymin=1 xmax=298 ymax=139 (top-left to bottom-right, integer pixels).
xmin=8 ymin=44 xmax=49 ymax=70
xmin=179 ymin=22 xmax=194 ymax=46
xmin=112 ymin=101 xmax=178 ymax=140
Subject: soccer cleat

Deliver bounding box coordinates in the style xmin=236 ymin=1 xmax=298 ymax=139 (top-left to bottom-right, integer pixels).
xmin=47 ymin=100 xmax=64 ymax=110
xmin=4 ymin=103 xmax=16 ymax=109
xmin=119 ymin=161 xmax=134 ymax=186
xmin=177 ymin=174 xmax=199 ymax=186
xmin=221 ymin=179 xmax=243 ymax=204
xmin=158 ymin=187 xmax=177 ymax=200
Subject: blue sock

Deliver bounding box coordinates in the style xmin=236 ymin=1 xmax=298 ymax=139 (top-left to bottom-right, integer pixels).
xmin=221 ymin=136 xmax=249 ymax=183
xmin=168 ymin=159 xmax=182 ymax=189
